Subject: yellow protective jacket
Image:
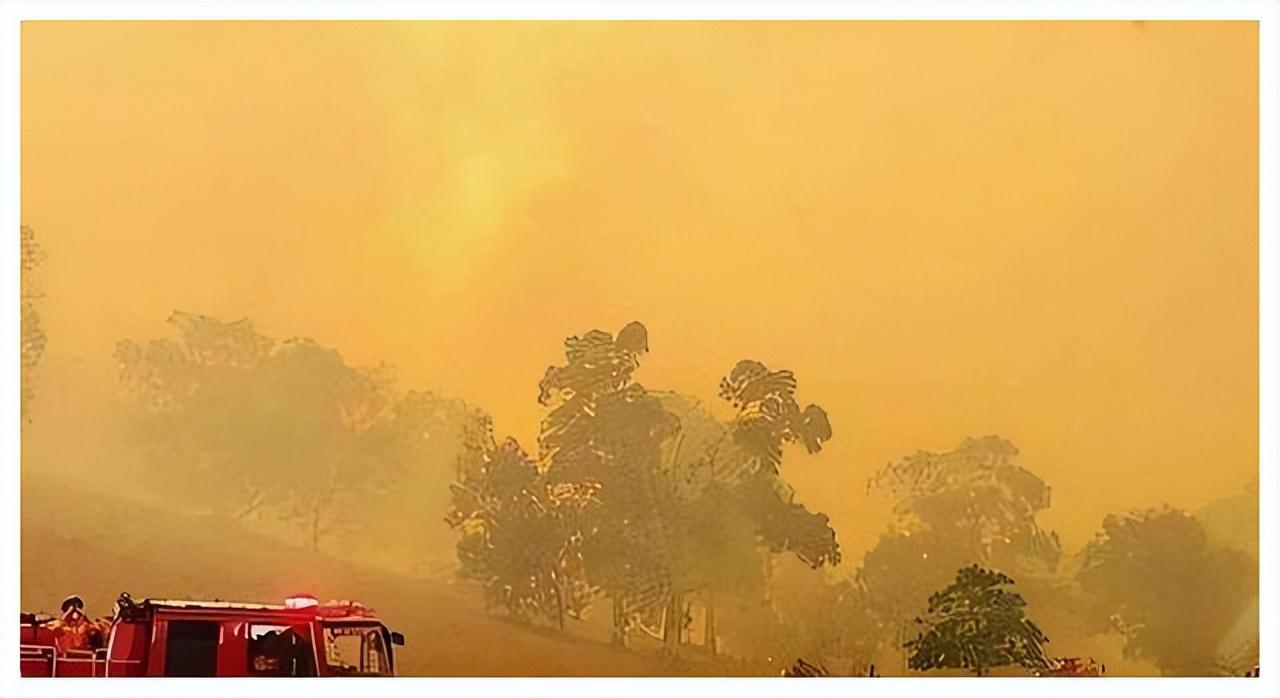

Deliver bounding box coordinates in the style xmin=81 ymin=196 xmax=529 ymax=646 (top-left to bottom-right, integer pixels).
xmin=47 ymin=615 xmax=112 ymax=654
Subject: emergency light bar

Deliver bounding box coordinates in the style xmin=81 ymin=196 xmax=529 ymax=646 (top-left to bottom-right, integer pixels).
xmin=284 ymin=594 xmax=319 ymax=609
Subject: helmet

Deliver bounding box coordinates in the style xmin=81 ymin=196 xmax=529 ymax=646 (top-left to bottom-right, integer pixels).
xmin=60 ymin=595 xmax=85 ymax=613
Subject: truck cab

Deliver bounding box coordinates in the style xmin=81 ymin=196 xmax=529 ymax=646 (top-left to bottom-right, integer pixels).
xmin=21 ymin=593 xmax=405 ymax=677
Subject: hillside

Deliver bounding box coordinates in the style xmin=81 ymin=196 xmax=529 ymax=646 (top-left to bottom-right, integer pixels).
xmin=20 ymin=474 xmax=764 ymax=677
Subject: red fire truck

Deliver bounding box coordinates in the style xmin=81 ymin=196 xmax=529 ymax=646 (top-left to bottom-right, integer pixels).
xmin=20 ymin=592 xmax=405 ymax=677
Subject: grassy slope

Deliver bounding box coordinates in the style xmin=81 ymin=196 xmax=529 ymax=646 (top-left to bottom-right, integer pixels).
xmin=20 ymin=475 xmax=761 ymax=677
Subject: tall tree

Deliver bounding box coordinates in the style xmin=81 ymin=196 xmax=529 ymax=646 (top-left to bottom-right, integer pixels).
xmin=536 ymin=321 xmax=678 ymax=645
xmin=116 ymin=312 xmax=400 ymax=550
xmin=713 ymin=360 xmax=840 ymax=568
xmin=446 ymin=434 xmax=598 ymax=626
xmin=20 ymin=225 xmax=46 ymax=418
xmin=532 ymin=324 xmax=844 ymax=650
xmin=656 ymin=393 xmax=816 ymax=655
xmin=652 ymin=361 xmax=840 ymax=655
xmin=860 ymin=436 xmax=1060 ymax=667
xmin=905 ymin=564 xmax=1050 ymax=676
xmin=1077 ymin=507 xmax=1256 ymax=676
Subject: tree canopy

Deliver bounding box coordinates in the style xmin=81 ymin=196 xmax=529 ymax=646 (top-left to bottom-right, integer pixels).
xmin=858 ymin=436 xmax=1060 ymax=667
xmin=1077 ymin=507 xmax=1256 ymax=676
xmin=447 ymin=433 xmax=599 ymax=625
xmin=448 ymin=321 xmax=841 ymax=652
xmin=116 ymin=312 xmax=445 ymax=553
xmin=904 ymin=564 xmax=1050 ymax=676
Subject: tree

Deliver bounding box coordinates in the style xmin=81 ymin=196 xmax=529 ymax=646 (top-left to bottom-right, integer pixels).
xmin=537 ymin=321 xmax=678 ymax=645
xmin=857 ymin=529 xmax=971 ymax=667
xmin=446 ymin=434 xmax=599 ymax=626
xmin=714 ymin=359 xmax=833 ymax=482
xmin=713 ymin=360 xmax=839 ymax=568
xmin=860 ymin=436 xmax=1060 ymax=668
xmin=655 ymin=388 xmax=840 ymax=656
xmin=867 ymin=436 xmax=1059 ymax=574
xmin=904 ymin=564 xmax=1050 ymax=676
xmin=116 ymin=311 xmax=401 ymax=550
xmin=20 ymin=225 xmax=46 ymax=418
xmin=1077 ymin=507 xmax=1256 ymax=676
xmin=530 ymin=323 xmax=842 ymax=652
xmin=754 ymin=561 xmax=883 ymax=676
xmin=675 ymin=361 xmax=839 ymax=655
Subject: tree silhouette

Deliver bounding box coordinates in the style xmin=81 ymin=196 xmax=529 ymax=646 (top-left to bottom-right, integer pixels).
xmin=647 ymin=361 xmax=838 ymax=654
xmin=715 ymin=359 xmax=832 ymax=481
xmin=116 ymin=312 xmax=401 ymax=550
xmin=447 ymin=435 xmax=598 ymax=626
xmin=712 ymin=361 xmax=839 ymax=567
xmin=860 ymin=436 xmax=1060 ymax=668
xmin=1077 ymin=507 xmax=1256 ymax=675
xmin=536 ymin=321 xmax=678 ymax=645
xmin=525 ymin=323 xmax=842 ymax=651
xmin=761 ymin=561 xmax=883 ymax=675
xmin=904 ymin=564 xmax=1050 ymax=676
xmin=867 ymin=436 xmax=1059 ymax=573
xmin=655 ymin=390 xmax=837 ymax=655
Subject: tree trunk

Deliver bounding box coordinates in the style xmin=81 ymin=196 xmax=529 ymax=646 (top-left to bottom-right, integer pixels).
xmin=703 ymin=594 xmax=717 ymax=655
xmin=555 ymin=580 xmax=566 ymax=630
xmin=663 ymin=593 xmax=681 ymax=655
xmin=611 ymin=595 xmax=628 ymax=648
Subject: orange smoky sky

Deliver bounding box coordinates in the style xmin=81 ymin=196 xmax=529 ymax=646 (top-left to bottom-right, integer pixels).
xmin=21 ymin=21 xmax=1258 ymax=560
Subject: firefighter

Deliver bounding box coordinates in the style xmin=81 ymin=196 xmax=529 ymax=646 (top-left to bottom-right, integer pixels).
xmin=46 ymin=595 xmax=111 ymax=655
xmin=251 ymin=629 xmax=284 ymax=674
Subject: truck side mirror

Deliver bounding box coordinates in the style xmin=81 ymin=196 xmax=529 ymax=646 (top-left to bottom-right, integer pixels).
xmin=390 ymin=631 xmax=405 ymax=646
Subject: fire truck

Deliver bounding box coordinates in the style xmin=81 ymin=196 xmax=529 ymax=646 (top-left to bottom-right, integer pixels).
xmin=19 ymin=592 xmax=405 ymax=677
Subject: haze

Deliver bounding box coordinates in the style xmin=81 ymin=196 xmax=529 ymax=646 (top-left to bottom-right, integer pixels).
xmin=22 ymin=20 xmax=1257 ymax=559
xmin=18 ymin=21 xmax=1259 ymax=677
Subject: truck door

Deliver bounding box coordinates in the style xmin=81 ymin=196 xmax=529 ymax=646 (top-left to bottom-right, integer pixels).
xmin=105 ymin=621 xmax=149 ymax=676
xmin=163 ymin=620 xmax=220 ymax=676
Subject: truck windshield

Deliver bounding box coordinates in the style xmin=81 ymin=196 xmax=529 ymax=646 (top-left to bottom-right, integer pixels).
xmin=322 ymin=624 xmax=389 ymax=676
